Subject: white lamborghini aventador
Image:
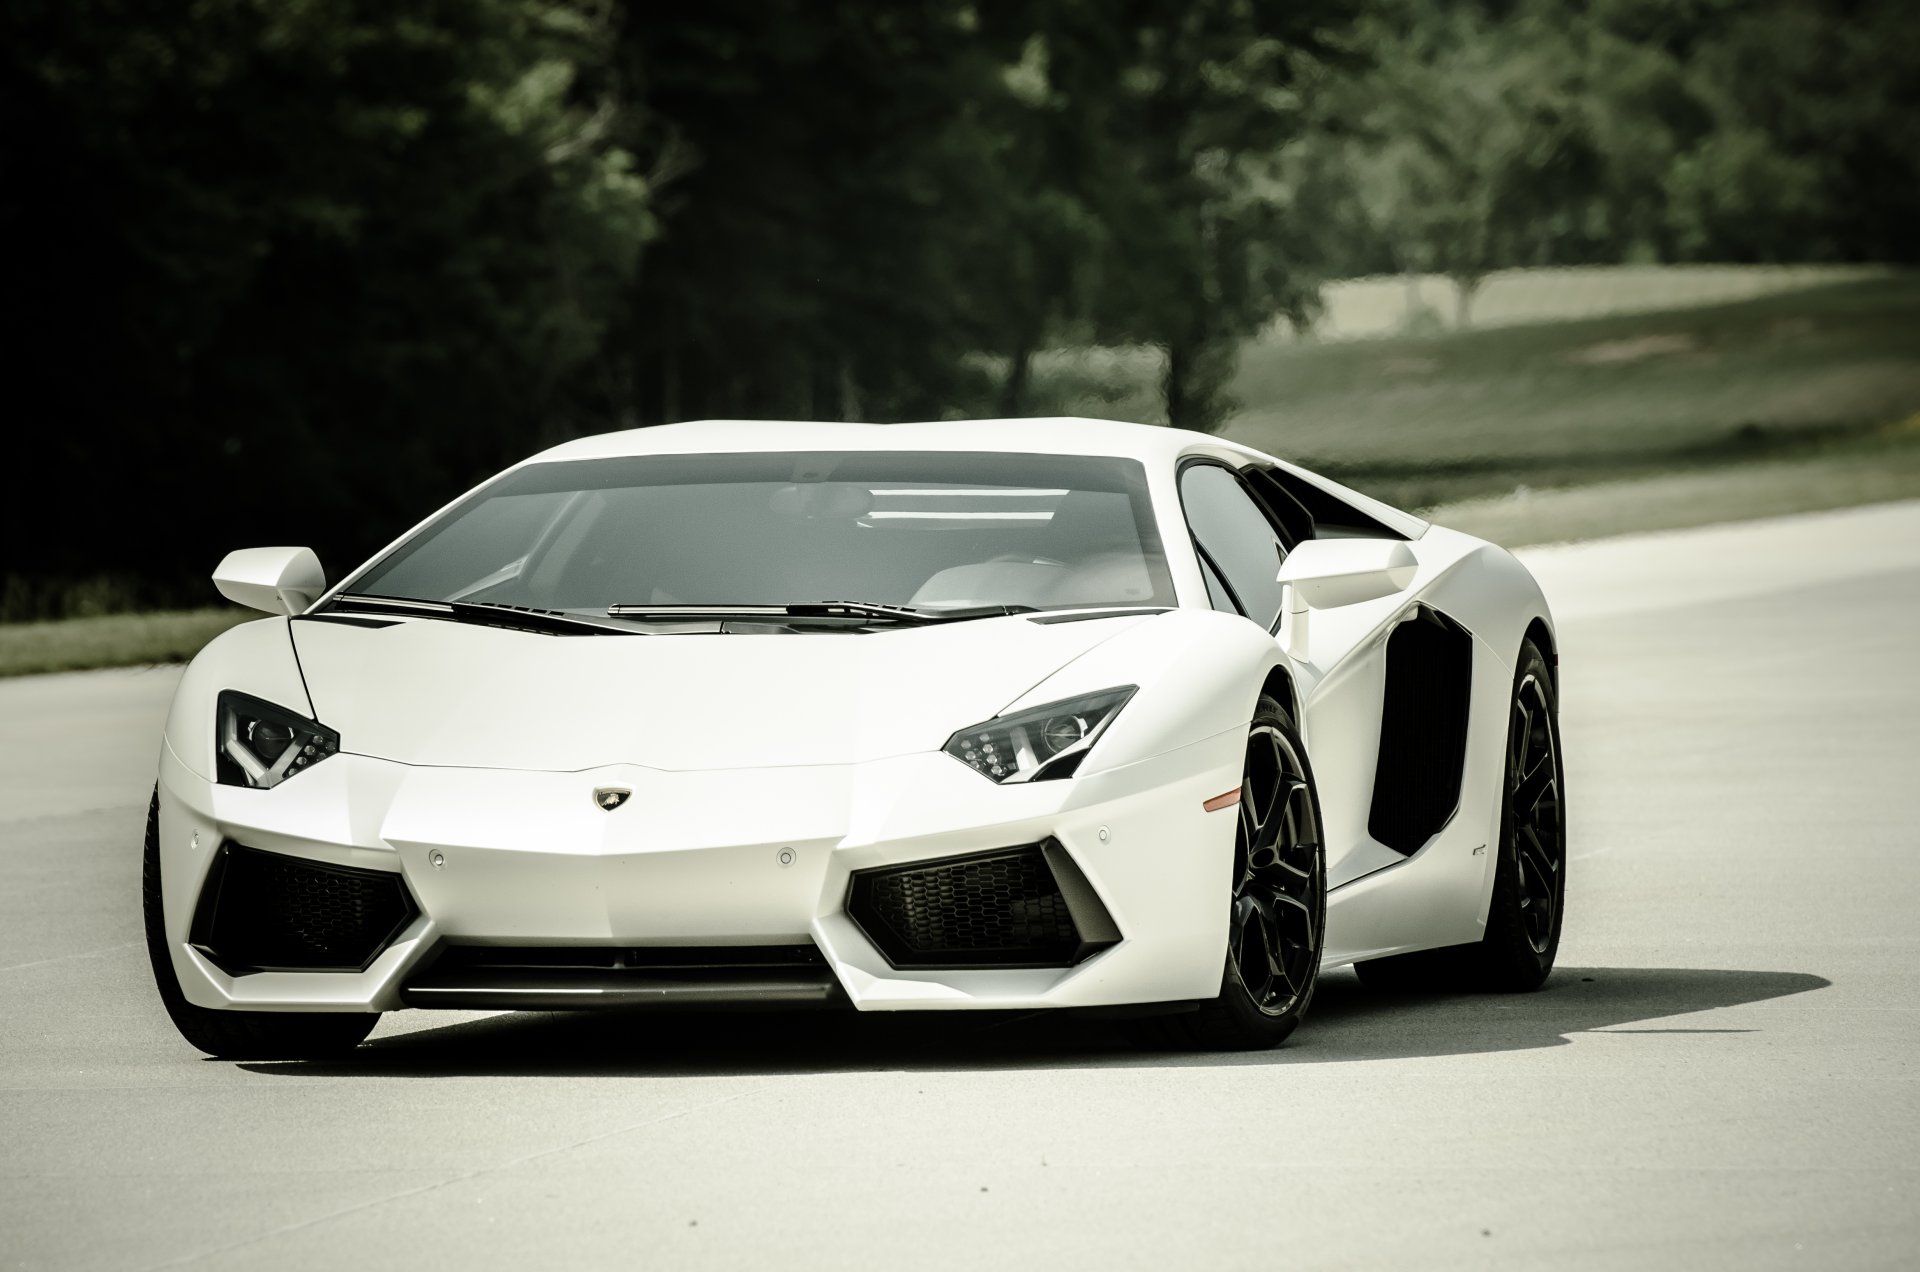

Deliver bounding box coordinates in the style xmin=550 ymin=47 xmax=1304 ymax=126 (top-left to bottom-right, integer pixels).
xmin=144 ymin=418 xmax=1565 ymax=1057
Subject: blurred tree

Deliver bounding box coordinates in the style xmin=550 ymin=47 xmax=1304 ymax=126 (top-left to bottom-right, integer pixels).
xmin=604 ymin=0 xmax=1021 ymax=427
xmin=0 ymin=0 xmax=650 ymax=605
xmin=603 ymin=0 xmax=1360 ymax=433
xmin=960 ymin=16 xmax=1123 ymax=418
xmin=1092 ymin=0 xmax=1357 ymax=428
xmin=6 ymin=0 xmax=1914 ymax=611
xmin=1314 ymin=3 xmax=1617 ymax=327
xmin=1640 ymin=0 xmax=1920 ymax=264
xmin=1301 ymin=0 xmax=1920 ymax=319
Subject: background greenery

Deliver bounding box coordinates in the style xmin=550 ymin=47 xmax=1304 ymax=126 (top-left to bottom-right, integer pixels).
xmin=4 ymin=0 xmax=1917 ymax=634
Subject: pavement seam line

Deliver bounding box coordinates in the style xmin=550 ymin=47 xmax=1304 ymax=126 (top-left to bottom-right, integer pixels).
xmin=140 ymin=1083 xmax=774 ymax=1270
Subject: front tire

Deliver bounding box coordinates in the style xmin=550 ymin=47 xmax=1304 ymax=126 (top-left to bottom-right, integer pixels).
xmin=1354 ymin=636 xmax=1566 ymax=993
xmin=143 ymin=789 xmax=379 ymax=1060
xmin=1141 ymin=697 xmax=1326 ymax=1049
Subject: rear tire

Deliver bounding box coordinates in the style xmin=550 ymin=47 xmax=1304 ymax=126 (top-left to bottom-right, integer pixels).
xmin=1136 ymin=696 xmax=1326 ymax=1049
xmin=143 ymin=788 xmax=379 ymax=1060
xmin=1354 ymin=636 xmax=1565 ymax=994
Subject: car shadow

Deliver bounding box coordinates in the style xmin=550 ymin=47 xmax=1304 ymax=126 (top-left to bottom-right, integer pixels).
xmin=236 ymin=965 xmax=1830 ymax=1079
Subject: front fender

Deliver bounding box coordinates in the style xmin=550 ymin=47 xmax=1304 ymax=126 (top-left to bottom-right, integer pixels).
xmin=1414 ymin=528 xmax=1558 ymax=676
xmin=162 ymin=617 xmax=313 ymax=781
xmin=1007 ymin=609 xmax=1287 ymax=775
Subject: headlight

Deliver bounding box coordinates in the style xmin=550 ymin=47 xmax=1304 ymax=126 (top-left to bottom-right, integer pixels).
xmin=943 ymin=687 xmax=1136 ymax=783
xmin=215 ymin=691 xmax=340 ymax=789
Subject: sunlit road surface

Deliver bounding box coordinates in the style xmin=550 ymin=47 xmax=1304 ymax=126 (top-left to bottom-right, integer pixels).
xmin=4 ymin=501 xmax=1917 ymax=1271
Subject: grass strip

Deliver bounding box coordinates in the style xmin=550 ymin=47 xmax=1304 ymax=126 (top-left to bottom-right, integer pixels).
xmin=0 ymin=608 xmax=255 ymax=679
xmin=1421 ymin=424 xmax=1920 ymax=548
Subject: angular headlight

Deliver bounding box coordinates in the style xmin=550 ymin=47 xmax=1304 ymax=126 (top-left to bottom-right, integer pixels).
xmin=215 ymin=691 xmax=340 ymax=789
xmin=943 ymin=687 xmax=1136 ymax=784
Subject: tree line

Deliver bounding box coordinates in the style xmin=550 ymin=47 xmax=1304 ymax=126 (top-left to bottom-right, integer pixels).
xmin=3 ymin=0 xmax=1913 ymax=612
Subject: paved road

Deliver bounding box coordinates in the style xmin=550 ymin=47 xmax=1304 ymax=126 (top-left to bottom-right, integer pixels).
xmin=4 ymin=502 xmax=1918 ymax=1271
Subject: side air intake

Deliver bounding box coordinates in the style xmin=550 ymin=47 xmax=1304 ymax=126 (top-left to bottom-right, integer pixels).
xmin=1369 ymin=606 xmax=1474 ymax=856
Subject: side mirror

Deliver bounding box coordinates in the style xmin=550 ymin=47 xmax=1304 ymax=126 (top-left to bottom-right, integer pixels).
xmin=213 ymin=547 xmax=327 ymax=616
xmin=1276 ymin=538 xmax=1418 ymax=609
xmin=1274 ymin=538 xmax=1417 ymax=662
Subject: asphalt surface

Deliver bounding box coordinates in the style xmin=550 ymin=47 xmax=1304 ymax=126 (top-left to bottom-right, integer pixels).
xmin=4 ymin=501 xmax=1918 ymax=1270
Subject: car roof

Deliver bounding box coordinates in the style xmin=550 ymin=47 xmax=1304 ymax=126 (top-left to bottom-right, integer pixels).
xmin=524 ymin=415 xmax=1429 ymax=539
xmin=527 ymin=417 xmax=1265 ymax=467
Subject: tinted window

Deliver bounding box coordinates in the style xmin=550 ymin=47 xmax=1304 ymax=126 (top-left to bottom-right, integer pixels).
xmin=1258 ymin=463 xmax=1415 ymax=540
xmin=1197 ymin=554 xmax=1237 ymax=614
xmin=349 ymin=452 xmax=1177 ymax=614
xmin=1240 ymin=468 xmax=1315 ymax=547
xmin=1180 ymin=464 xmax=1288 ymax=629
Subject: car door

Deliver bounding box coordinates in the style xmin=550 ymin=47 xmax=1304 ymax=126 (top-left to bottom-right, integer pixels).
xmin=1176 ymin=459 xmax=1411 ymax=889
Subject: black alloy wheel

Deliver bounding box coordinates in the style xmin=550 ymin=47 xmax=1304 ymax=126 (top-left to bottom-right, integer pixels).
xmin=1229 ymin=716 xmax=1324 ymax=1015
xmin=1139 ymin=696 xmax=1326 ymax=1049
xmin=143 ymin=788 xmax=380 ymax=1060
xmin=1476 ymin=638 xmax=1567 ymax=987
xmin=1354 ymin=637 xmax=1566 ymax=993
xmin=1506 ymin=653 xmax=1564 ymax=959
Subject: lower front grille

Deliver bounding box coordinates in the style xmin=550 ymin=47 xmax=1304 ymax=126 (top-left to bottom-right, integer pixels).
xmin=846 ymin=841 xmax=1119 ymax=969
xmin=190 ymin=843 xmax=417 ymax=973
xmin=400 ymin=944 xmax=842 ymax=1011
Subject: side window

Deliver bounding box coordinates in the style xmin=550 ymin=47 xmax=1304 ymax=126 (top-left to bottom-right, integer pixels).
xmin=1197 ymin=553 xmax=1237 ymax=614
xmin=1179 ymin=464 xmax=1289 ymax=630
xmin=1258 ymin=463 xmax=1416 ymax=540
xmin=1241 ymin=468 xmax=1315 ymax=546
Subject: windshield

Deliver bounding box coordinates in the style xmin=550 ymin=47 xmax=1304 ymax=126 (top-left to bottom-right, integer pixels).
xmin=343 ymin=451 xmax=1176 ymax=615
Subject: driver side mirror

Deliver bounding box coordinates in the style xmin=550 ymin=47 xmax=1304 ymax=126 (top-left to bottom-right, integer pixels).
xmin=1274 ymin=538 xmax=1417 ymax=661
xmin=213 ymin=546 xmax=327 ymax=616
xmin=1276 ymin=538 xmax=1418 ymax=608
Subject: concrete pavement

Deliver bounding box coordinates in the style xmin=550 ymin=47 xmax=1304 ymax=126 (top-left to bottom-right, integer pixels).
xmin=3 ymin=502 xmax=1917 ymax=1270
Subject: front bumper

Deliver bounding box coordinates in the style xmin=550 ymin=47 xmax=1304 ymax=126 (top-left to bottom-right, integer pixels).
xmin=154 ymin=727 xmax=1244 ymax=1013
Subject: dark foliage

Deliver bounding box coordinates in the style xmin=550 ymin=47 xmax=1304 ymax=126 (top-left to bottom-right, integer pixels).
xmin=1 ymin=0 xmax=1911 ymax=612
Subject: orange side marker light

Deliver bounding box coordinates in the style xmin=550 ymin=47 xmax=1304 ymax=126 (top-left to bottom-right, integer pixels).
xmin=1202 ymin=788 xmax=1241 ymax=813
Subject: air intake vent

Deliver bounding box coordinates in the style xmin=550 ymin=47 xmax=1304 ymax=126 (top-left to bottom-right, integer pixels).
xmin=1369 ymin=606 xmax=1474 ymax=855
xmin=190 ymin=844 xmax=417 ymax=973
xmin=847 ymin=842 xmax=1118 ymax=969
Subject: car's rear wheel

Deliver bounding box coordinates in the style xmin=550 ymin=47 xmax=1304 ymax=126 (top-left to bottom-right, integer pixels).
xmin=1139 ymin=696 xmax=1326 ymax=1049
xmin=1354 ymin=636 xmax=1565 ymax=993
xmin=142 ymin=789 xmax=379 ymax=1060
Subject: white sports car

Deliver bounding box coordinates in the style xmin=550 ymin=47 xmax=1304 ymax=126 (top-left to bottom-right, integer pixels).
xmin=144 ymin=418 xmax=1565 ymax=1057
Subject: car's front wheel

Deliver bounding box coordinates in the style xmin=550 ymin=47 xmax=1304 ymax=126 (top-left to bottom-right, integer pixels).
xmin=1141 ymin=696 xmax=1326 ymax=1049
xmin=142 ymin=789 xmax=379 ymax=1060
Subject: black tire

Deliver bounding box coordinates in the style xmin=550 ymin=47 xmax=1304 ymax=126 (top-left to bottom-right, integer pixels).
xmin=1136 ymin=697 xmax=1327 ymax=1049
xmin=1354 ymin=636 xmax=1566 ymax=994
xmin=143 ymin=789 xmax=379 ymax=1060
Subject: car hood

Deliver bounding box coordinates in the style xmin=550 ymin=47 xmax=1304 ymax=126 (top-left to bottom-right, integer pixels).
xmin=289 ymin=612 xmax=1155 ymax=771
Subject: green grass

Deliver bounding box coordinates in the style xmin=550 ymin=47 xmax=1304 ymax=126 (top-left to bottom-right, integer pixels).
xmin=1423 ymin=416 xmax=1920 ymax=546
xmin=7 ymin=269 xmax=1919 ymax=676
xmin=1024 ymin=272 xmax=1920 ymax=543
xmin=1306 ymin=263 xmax=1893 ymax=340
xmin=0 ymin=608 xmax=254 ymax=678
xmin=1225 ymin=275 xmax=1920 ymax=474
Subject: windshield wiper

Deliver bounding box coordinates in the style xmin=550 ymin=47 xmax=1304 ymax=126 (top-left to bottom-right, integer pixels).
xmin=449 ymin=601 xmax=640 ymax=635
xmin=603 ymin=601 xmax=1034 ymax=625
xmin=328 ymin=593 xmax=635 ymax=636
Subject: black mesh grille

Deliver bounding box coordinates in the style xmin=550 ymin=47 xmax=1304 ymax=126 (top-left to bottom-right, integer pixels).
xmin=847 ymin=845 xmax=1088 ymax=968
xmin=191 ymin=844 xmax=417 ymax=973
